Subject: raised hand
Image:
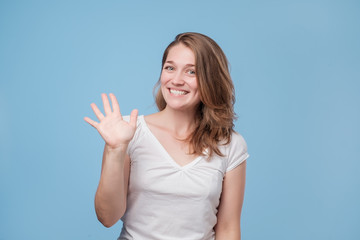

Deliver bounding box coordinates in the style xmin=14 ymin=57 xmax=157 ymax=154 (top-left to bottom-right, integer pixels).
xmin=84 ymin=93 xmax=138 ymax=149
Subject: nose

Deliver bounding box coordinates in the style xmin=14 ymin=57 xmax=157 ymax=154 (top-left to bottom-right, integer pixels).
xmin=171 ymin=72 xmax=185 ymax=85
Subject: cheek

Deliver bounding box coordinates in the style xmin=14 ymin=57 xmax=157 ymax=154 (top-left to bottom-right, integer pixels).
xmin=190 ymin=78 xmax=199 ymax=91
xmin=160 ymin=74 xmax=168 ymax=95
xmin=160 ymin=72 xmax=169 ymax=85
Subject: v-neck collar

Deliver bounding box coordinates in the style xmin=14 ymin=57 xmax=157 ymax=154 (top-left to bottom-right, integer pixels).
xmin=140 ymin=115 xmax=203 ymax=170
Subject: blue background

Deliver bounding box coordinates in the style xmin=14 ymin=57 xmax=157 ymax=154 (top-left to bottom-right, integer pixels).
xmin=1 ymin=0 xmax=359 ymax=239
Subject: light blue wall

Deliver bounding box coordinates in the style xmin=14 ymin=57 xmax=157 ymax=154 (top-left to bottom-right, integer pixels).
xmin=1 ymin=0 xmax=359 ymax=239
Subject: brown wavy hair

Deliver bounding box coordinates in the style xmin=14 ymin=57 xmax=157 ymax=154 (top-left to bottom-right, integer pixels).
xmin=155 ymin=32 xmax=236 ymax=157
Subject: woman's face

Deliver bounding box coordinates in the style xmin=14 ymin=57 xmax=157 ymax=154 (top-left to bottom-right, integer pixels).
xmin=160 ymin=43 xmax=201 ymax=113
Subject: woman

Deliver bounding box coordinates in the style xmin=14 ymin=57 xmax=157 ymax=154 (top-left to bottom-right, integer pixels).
xmin=84 ymin=32 xmax=249 ymax=240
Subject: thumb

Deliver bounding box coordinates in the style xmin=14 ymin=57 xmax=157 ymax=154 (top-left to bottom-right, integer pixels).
xmin=129 ymin=109 xmax=138 ymax=128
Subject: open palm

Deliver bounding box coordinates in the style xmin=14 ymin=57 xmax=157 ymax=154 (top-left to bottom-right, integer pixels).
xmin=84 ymin=93 xmax=138 ymax=149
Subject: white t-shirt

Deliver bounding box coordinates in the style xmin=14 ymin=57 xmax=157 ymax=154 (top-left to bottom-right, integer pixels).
xmin=118 ymin=115 xmax=249 ymax=240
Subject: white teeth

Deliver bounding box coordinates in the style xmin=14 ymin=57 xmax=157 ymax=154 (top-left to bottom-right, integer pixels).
xmin=170 ymin=89 xmax=187 ymax=95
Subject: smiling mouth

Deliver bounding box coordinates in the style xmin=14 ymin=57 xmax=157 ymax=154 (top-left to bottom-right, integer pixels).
xmin=169 ymin=88 xmax=188 ymax=95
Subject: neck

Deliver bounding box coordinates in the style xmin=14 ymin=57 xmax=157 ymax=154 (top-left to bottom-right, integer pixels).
xmin=159 ymin=106 xmax=198 ymax=138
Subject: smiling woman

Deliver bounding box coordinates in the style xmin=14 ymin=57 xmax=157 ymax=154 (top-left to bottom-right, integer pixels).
xmin=160 ymin=43 xmax=200 ymax=113
xmin=84 ymin=32 xmax=249 ymax=240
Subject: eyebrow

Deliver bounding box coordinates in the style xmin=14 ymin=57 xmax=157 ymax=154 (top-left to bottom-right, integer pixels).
xmin=165 ymin=61 xmax=195 ymax=67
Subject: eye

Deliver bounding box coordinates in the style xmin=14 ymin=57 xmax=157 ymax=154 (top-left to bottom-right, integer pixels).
xmin=164 ymin=66 xmax=174 ymax=71
xmin=187 ymin=69 xmax=196 ymax=75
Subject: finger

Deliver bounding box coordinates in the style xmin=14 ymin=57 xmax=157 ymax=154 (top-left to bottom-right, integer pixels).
xmin=91 ymin=103 xmax=105 ymax=121
xmin=84 ymin=117 xmax=99 ymax=129
xmin=109 ymin=93 xmax=121 ymax=116
xmin=129 ymin=109 xmax=138 ymax=128
xmin=102 ymin=93 xmax=112 ymax=115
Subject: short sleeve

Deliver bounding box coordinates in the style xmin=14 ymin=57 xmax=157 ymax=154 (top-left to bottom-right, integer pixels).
xmin=226 ymin=132 xmax=249 ymax=172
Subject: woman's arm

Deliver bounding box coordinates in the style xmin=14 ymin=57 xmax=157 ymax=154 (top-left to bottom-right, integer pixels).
xmin=94 ymin=144 xmax=131 ymax=227
xmin=84 ymin=93 xmax=138 ymax=227
xmin=215 ymin=160 xmax=247 ymax=240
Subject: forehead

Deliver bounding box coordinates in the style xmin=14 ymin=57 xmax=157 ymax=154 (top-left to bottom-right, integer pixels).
xmin=166 ymin=44 xmax=195 ymax=64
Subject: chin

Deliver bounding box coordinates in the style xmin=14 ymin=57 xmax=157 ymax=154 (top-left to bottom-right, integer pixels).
xmin=165 ymin=101 xmax=198 ymax=112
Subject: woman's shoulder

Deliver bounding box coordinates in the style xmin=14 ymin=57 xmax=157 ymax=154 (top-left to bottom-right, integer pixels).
xmin=218 ymin=131 xmax=247 ymax=149
xmin=123 ymin=112 xmax=163 ymax=137
xmin=122 ymin=114 xmax=147 ymax=140
xmin=143 ymin=112 xmax=162 ymax=127
xmin=220 ymin=131 xmax=248 ymax=158
xmin=222 ymin=131 xmax=249 ymax=171
xmin=122 ymin=114 xmax=145 ymax=127
xmin=230 ymin=131 xmax=248 ymax=147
